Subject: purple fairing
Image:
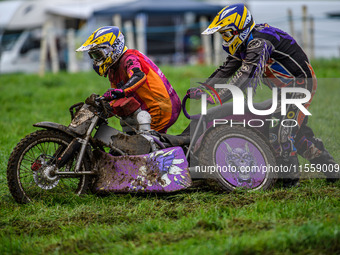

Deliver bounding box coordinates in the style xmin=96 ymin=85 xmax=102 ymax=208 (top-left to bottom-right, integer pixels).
xmin=215 ymin=137 xmax=267 ymax=188
xmin=257 ymin=24 xmax=296 ymax=45
xmin=93 ymin=147 xmax=191 ymax=193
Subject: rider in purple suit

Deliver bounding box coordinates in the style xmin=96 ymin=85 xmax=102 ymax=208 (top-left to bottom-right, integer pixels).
xmin=188 ymin=3 xmax=338 ymax=185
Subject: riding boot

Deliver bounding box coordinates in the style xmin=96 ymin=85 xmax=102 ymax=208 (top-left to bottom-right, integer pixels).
xmin=276 ymin=156 xmax=300 ymax=188
xmin=309 ymin=138 xmax=340 ymax=182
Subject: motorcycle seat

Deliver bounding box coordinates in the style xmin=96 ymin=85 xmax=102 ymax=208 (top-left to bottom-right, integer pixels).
xmin=160 ymin=134 xmax=191 ymax=147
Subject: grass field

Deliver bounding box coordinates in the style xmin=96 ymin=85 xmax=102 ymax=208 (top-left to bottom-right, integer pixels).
xmin=0 ymin=60 xmax=339 ymax=254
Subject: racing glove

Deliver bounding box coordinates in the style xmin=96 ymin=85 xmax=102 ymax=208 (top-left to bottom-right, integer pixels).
xmin=186 ymin=87 xmax=203 ymax=99
xmin=186 ymin=87 xmax=217 ymax=104
xmin=103 ymin=88 xmax=125 ymax=100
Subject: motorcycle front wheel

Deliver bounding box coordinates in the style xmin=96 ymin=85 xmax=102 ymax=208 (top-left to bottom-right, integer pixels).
xmin=7 ymin=130 xmax=92 ymax=203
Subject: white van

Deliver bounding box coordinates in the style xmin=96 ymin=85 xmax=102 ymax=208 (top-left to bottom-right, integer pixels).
xmin=0 ymin=29 xmax=41 ymax=74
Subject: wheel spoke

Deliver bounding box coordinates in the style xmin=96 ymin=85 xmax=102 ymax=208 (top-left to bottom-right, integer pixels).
xmin=36 ymin=142 xmax=46 ymax=156
xmin=26 ymin=150 xmax=37 ymax=162
xmin=20 ymin=164 xmax=33 ymax=173
xmin=19 ymin=173 xmax=34 ymax=179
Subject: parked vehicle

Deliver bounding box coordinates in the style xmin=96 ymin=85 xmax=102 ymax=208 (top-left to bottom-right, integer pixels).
xmin=0 ymin=29 xmax=41 ymax=74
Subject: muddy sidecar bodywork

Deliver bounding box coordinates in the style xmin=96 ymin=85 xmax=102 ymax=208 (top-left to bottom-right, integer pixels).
xmin=93 ymin=147 xmax=192 ymax=193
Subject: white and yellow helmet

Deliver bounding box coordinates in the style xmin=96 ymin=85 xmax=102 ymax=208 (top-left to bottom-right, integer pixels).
xmin=76 ymin=26 xmax=128 ymax=76
xmin=202 ymin=4 xmax=255 ymax=55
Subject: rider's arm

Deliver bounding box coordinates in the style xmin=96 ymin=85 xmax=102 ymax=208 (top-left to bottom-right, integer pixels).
xmin=230 ymin=38 xmax=274 ymax=92
xmin=119 ymin=55 xmax=147 ymax=96
xmin=214 ymin=38 xmax=274 ymax=103
xmin=204 ymin=55 xmax=242 ymax=103
xmin=206 ymin=55 xmax=242 ymax=84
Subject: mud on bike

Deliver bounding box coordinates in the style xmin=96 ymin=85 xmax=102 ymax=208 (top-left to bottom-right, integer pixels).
xmin=7 ymin=93 xmax=279 ymax=203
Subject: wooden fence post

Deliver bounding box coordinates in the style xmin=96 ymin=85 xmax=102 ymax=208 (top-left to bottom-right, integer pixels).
xmin=309 ymin=16 xmax=315 ymax=59
xmin=67 ymin=29 xmax=78 ymax=73
xmin=302 ymin=5 xmax=309 ymax=56
xmin=200 ymin=16 xmax=212 ymax=65
xmin=288 ymin=8 xmax=295 ymax=38
xmin=213 ymin=32 xmax=222 ymax=66
xmin=135 ymin=14 xmax=147 ymax=54
xmin=113 ymin=14 xmax=122 ymax=28
xmin=124 ymin=20 xmax=135 ymax=49
xmin=48 ymin=29 xmax=59 ymax=74
xmin=39 ymin=21 xmax=49 ymax=77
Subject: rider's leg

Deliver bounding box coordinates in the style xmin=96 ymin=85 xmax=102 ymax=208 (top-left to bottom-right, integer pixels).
xmin=269 ymin=110 xmax=300 ymax=187
xmin=269 ymin=77 xmax=317 ymax=187
xmin=295 ymin=120 xmax=339 ymax=182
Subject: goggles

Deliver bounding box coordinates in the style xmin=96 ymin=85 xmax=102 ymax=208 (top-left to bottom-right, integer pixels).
xmin=219 ymin=17 xmax=254 ymax=39
xmin=88 ymin=47 xmax=110 ymax=62
xmin=219 ymin=29 xmax=236 ymax=38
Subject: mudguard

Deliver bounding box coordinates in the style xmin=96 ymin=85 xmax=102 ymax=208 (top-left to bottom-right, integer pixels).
xmin=34 ymin=121 xmax=95 ymax=165
xmin=33 ymin=121 xmax=78 ymax=137
xmin=93 ymin=147 xmax=192 ymax=193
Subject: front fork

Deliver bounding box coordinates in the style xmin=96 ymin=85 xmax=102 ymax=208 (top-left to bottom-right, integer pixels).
xmin=55 ymin=115 xmax=99 ymax=176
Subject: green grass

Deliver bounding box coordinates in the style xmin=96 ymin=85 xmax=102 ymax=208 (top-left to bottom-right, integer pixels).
xmin=0 ymin=60 xmax=340 ymax=254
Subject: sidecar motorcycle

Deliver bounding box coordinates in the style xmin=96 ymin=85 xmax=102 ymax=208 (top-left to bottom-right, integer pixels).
xmin=7 ymin=94 xmax=278 ymax=203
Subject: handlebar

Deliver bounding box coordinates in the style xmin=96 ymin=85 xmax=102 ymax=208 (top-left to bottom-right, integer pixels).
xmin=181 ymin=94 xmax=201 ymax=120
xmin=97 ymin=96 xmax=108 ymax=116
xmin=69 ymin=102 xmax=84 ymax=120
